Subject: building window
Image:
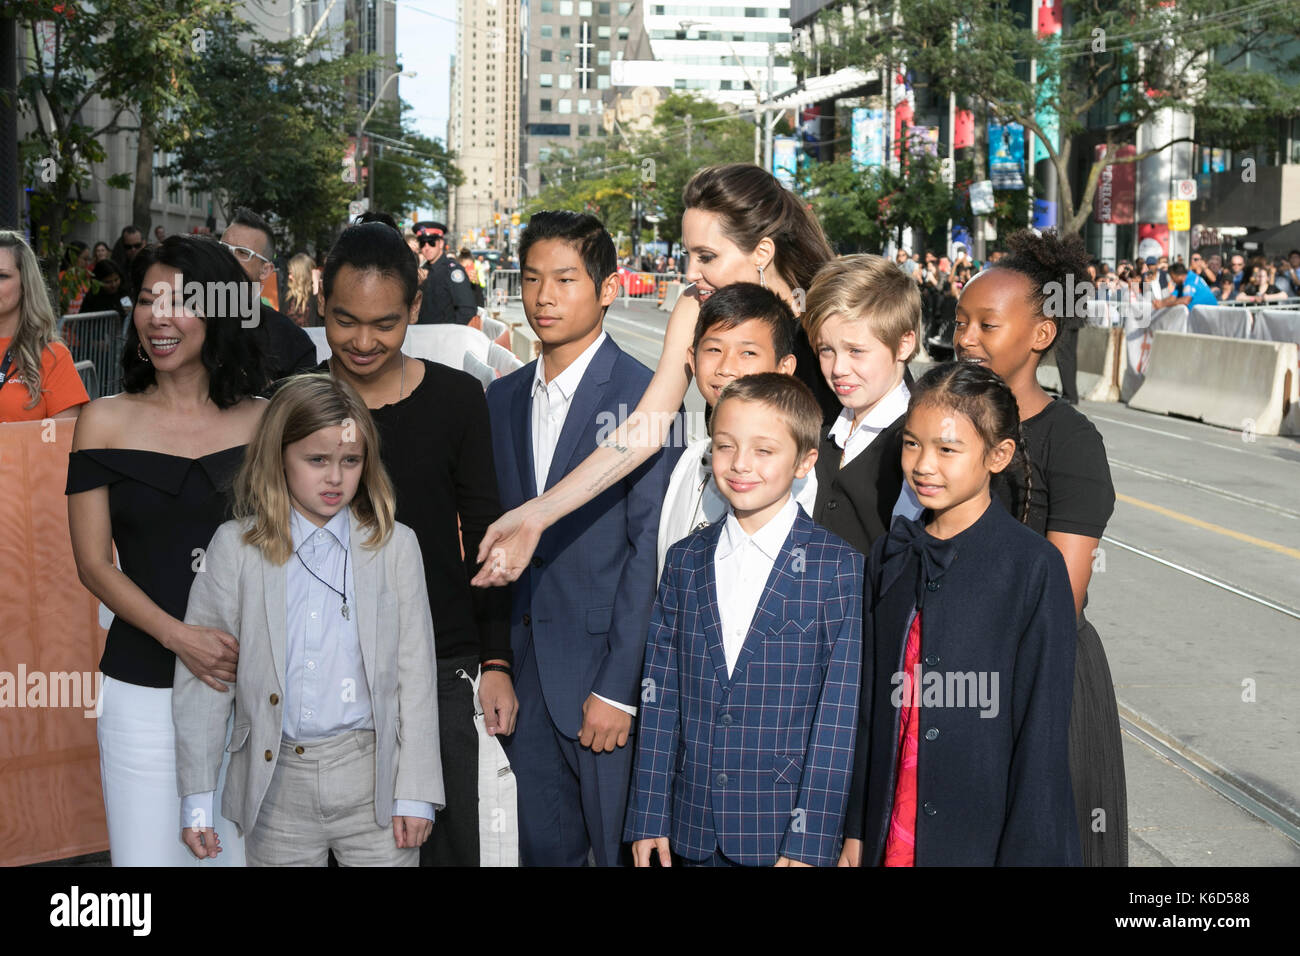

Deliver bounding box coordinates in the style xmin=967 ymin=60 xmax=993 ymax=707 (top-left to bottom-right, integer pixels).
xmin=541 ymin=49 xmax=552 ymax=61
xmin=653 ymin=4 xmax=664 ymax=13
xmin=720 ymin=79 xmax=732 ymax=90
xmin=617 ymin=27 xmax=629 ymax=39
xmin=597 ymin=50 xmax=610 ymax=65
xmin=558 ymin=99 xmax=572 ymax=113
xmin=539 ymin=73 xmax=553 ymax=86
xmin=559 ymin=0 xmax=572 ymax=13
xmin=560 ymin=25 xmax=570 ymax=38
xmin=579 ymin=125 xmax=590 ymax=137
xmin=541 ymin=24 xmax=552 ymax=36
xmin=579 ymin=0 xmax=592 ymax=13
xmin=559 ymin=74 xmax=572 ymax=89
xmin=674 ymin=78 xmax=686 ymax=89
xmin=598 ymin=1 xmax=610 ymax=12
xmin=619 ymin=2 xmax=633 ymax=13
xmin=597 ymin=74 xmax=610 ymax=89
xmin=540 ymin=98 xmax=552 ymax=110
xmin=540 ymin=0 xmax=552 ymax=10
xmin=597 ymin=25 xmax=610 ymax=38
xmin=577 ymin=99 xmax=590 ymax=114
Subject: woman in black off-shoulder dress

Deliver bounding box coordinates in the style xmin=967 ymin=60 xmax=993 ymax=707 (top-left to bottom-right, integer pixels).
xmin=66 ymin=237 xmax=268 ymax=866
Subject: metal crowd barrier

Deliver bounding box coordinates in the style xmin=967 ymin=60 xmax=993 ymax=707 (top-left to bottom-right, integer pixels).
xmin=57 ymin=311 xmax=128 ymax=400
xmin=621 ymin=271 xmax=681 ymax=307
xmin=490 ymin=269 xmax=522 ymax=306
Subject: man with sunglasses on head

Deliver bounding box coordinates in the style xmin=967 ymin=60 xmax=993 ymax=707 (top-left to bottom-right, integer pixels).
xmin=220 ymin=207 xmax=317 ymax=390
xmin=415 ymin=221 xmax=478 ymax=325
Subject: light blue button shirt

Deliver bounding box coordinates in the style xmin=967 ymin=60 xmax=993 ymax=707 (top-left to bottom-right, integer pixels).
xmin=180 ymin=505 xmax=432 ymax=830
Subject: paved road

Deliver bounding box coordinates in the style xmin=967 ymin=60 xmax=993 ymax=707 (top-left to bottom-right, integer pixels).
xmin=517 ymin=297 xmax=1300 ymax=866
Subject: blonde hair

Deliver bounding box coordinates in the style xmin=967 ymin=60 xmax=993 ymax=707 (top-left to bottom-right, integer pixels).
xmin=0 ymin=231 xmax=65 ymax=410
xmin=712 ymin=372 xmax=822 ymax=459
xmin=232 ymin=374 xmax=396 ymax=563
xmin=284 ymin=253 xmax=315 ymax=317
xmin=802 ymin=254 xmax=921 ymax=361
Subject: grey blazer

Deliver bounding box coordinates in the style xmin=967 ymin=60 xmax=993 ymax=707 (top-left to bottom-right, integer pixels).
xmin=174 ymin=512 xmax=445 ymax=834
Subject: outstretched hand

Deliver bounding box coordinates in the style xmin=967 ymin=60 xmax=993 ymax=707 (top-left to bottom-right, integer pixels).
xmin=472 ymin=502 xmax=547 ymax=587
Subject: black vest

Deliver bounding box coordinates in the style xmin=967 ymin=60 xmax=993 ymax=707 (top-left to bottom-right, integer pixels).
xmin=811 ymin=414 xmax=906 ymax=557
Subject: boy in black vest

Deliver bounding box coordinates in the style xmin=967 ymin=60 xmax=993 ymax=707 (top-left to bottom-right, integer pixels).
xmin=804 ymin=254 xmax=922 ymax=555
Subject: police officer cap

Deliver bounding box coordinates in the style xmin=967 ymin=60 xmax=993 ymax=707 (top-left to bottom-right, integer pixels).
xmin=414 ymin=221 xmax=447 ymax=240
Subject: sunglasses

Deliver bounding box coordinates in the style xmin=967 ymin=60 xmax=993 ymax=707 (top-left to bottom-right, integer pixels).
xmin=124 ymin=242 xmax=143 ymax=251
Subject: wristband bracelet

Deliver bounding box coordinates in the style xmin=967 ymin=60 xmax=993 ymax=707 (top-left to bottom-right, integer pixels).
xmin=481 ymin=662 xmax=512 ymax=675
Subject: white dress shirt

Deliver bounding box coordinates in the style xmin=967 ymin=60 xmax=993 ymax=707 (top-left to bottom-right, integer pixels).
xmin=828 ymin=379 xmax=911 ymax=468
xmin=713 ymin=495 xmax=799 ymax=677
xmin=181 ymin=505 xmax=433 ymax=831
xmin=528 ymin=331 xmax=635 ymax=717
xmin=531 ymin=330 xmax=607 ymax=493
xmin=657 ymin=435 xmax=817 ymax=580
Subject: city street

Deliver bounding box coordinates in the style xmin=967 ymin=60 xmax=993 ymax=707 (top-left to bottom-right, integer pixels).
xmin=508 ymin=297 xmax=1300 ymax=866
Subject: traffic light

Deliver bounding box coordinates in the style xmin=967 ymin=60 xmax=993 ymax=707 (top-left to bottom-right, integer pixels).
xmin=494 ymin=213 xmax=502 ymax=225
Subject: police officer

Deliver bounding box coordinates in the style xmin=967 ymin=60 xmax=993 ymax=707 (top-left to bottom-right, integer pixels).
xmin=414 ymin=221 xmax=477 ymax=325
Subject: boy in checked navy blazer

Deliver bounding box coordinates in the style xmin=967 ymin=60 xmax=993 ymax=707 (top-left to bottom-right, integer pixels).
xmin=485 ymin=211 xmax=681 ymax=866
xmin=626 ymin=373 xmax=863 ymax=867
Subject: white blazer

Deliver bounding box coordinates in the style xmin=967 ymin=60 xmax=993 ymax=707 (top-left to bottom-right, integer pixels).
xmin=173 ymin=511 xmax=444 ymax=835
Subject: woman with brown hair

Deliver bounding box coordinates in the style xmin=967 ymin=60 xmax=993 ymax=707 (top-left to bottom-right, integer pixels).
xmin=471 ymin=162 xmax=837 ymax=585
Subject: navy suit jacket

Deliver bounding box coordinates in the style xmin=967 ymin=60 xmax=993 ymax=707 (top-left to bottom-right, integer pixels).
xmin=624 ymin=507 xmax=864 ymax=866
xmin=485 ymin=334 xmax=681 ymax=737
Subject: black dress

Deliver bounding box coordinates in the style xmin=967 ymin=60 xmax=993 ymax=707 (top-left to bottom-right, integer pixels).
xmin=992 ymin=397 xmax=1128 ymax=867
xmin=64 ymin=447 xmax=246 ymax=688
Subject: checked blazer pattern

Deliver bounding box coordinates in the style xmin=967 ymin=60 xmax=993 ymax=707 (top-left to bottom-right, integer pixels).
xmin=624 ymin=506 xmax=864 ymax=866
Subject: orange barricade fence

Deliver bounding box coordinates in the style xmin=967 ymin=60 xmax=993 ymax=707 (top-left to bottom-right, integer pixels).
xmin=0 ymin=420 xmax=109 ymax=865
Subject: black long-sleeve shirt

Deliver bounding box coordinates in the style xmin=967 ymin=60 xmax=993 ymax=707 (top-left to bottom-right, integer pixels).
xmin=315 ymin=358 xmax=512 ymax=664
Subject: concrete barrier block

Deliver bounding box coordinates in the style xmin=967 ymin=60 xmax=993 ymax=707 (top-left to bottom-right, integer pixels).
xmin=510 ymin=322 xmax=541 ymax=363
xmin=659 ymin=282 xmax=683 ymax=313
xmin=1036 ymin=326 xmax=1121 ymax=402
xmin=1128 ymin=330 xmax=1297 ymax=436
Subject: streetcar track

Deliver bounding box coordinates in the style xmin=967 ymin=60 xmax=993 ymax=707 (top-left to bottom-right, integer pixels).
xmin=1119 ymin=706 xmax=1300 ymax=848
xmin=1101 ymin=535 xmax=1300 ymax=621
xmin=1092 ymin=412 xmax=1300 ymax=461
xmin=1109 ymin=459 xmax=1300 ymax=520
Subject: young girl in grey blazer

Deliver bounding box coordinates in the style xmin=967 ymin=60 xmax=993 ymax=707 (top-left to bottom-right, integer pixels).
xmin=174 ymin=374 xmax=444 ymax=866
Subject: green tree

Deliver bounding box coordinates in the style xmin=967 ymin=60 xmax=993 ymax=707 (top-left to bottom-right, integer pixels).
xmin=798 ymin=0 xmax=1300 ymax=234
xmin=10 ymin=0 xmax=237 ymax=284
xmin=363 ymin=98 xmax=463 ymax=221
xmin=525 ymin=94 xmax=758 ymax=247
xmin=165 ymin=18 xmax=374 ymax=251
xmin=800 ymin=150 xmax=958 ymax=252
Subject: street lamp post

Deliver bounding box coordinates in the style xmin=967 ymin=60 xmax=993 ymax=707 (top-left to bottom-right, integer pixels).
xmin=356 ymin=69 xmax=416 ymax=211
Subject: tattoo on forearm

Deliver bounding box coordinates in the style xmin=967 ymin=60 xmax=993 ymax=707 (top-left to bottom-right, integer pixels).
xmin=585 ymin=444 xmax=632 ymax=495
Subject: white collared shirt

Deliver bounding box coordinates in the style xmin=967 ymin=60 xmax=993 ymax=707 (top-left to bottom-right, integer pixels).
xmin=528 ymin=330 xmax=634 ymax=717
xmin=657 ymin=435 xmax=817 ymax=580
xmin=713 ymin=495 xmax=799 ymax=677
xmin=531 ymin=330 xmax=607 ymax=493
xmin=828 ymin=379 xmax=910 ymax=468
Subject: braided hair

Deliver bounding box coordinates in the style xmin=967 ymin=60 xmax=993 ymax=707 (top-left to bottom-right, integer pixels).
xmin=908 ymin=361 xmax=1033 ymax=523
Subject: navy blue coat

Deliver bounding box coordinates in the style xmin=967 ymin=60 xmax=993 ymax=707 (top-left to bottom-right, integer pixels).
xmin=485 ymin=335 xmax=682 ymax=735
xmin=844 ymin=501 xmax=1082 ymax=866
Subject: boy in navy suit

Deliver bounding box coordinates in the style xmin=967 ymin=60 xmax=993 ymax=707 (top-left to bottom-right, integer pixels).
xmin=484 ymin=211 xmax=680 ymax=866
xmin=626 ymin=373 xmax=863 ymax=867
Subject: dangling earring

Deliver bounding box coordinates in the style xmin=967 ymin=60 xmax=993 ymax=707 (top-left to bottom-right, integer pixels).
xmin=137 ymin=343 xmax=151 ymax=363
xmin=757 ymin=264 xmax=766 ymax=289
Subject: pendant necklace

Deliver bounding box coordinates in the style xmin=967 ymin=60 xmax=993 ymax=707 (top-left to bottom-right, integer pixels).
xmin=296 ymin=546 xmax=350 ymax=619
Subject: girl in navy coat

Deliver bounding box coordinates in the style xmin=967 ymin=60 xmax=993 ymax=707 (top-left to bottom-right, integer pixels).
xmin=840 ymin=362 xmax=1081 ymax=866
